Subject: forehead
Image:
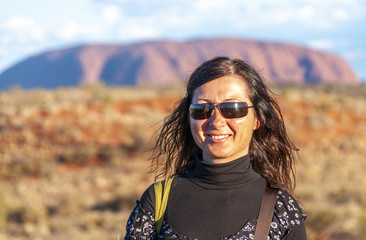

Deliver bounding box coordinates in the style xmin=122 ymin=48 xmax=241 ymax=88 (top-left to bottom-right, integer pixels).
xmin=192 ymin=75 xmax=250 ymax=101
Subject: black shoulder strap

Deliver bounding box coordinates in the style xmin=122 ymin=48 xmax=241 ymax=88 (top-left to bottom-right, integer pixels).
xmin=254 ymin=185 xmax=278 ymax=240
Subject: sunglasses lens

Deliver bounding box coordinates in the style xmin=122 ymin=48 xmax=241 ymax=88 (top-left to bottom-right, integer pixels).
xmin=189 ymin=104 xmax=213 ymax=119
xmin=189 ymin=102 xmax=251 ymax=119
xmin=219 ymin=102 xmax=248 ymax=118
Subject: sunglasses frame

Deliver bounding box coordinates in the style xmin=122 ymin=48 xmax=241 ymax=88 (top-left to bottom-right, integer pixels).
xmin=189 ymin=102 xmax=254 ymax=120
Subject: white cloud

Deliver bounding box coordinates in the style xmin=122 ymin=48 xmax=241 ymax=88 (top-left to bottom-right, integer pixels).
xmin=3 ymin=16 xmax=30 ymax=29
xmin=193 ymin=0 xmax=238 ymax=11
xmin=332 ymin=8 xmax=349 ymax=20
xmin=298 ymin=6 xmax=316 ymax=20
xmin=102 ymin=4 xmax=122 ymax=25
xmin=117 ymin=18 xmax=160 ymax=40
xmin=58 ymin=22 xmax=79 ymax=40
xmin=0 ymin=16 xmax=46 ymax=42
xmin=57 ymin=22 xmax=107 ymax=41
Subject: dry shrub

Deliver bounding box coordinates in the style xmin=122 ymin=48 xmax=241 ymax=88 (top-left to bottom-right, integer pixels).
xmin=90 ymin=195 xmax=138 ymax=212
xmin=328 ymin=186 xmax=363 ymax=205
xmin=0 ymin=189 xmax=8 ymax=228
xmin=57 ymin=146 xmax=99 ymax=165
xmin=0 ymin=154 xmax=56 ymax=178
xmin=359 ymin=199 xmax=366 ymax=240
xmin=80 ymin=216 xmax=104 ymax=231
xmin=55 ymin=197 xmax=86 ymax=216
xmin=306 ymin=209 xmax=339 ymax=234
xmin=8 ymin=205 xmax=48 ymax=225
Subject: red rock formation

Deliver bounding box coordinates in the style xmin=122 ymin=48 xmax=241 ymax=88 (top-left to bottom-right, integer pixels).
xmin=0 ymin=38 xmax=359 ymax=89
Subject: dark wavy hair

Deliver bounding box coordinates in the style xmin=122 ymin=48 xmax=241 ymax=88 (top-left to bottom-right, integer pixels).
xmin=151 ymin=56 xmax=298 ymax=194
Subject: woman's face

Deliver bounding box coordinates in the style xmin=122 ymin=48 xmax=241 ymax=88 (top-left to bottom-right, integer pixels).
xmin=189 ymin=75 xmax=259 ymax=164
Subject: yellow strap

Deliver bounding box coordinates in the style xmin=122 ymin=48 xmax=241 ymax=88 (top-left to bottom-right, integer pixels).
xmin=154 ymin=177 xmax=174 ymax=234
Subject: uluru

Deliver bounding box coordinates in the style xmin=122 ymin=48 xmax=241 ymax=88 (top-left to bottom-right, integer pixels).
xmin=0 ymin=38 xmax=360 ymax=90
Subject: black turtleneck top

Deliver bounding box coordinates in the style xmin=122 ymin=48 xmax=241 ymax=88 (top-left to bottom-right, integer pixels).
xmin=126 ymin=154 xmax=307 ymax=239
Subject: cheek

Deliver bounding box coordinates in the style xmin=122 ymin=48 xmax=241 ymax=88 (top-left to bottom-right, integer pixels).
xmin=227 ymin=118 xmax=256 ymax=135
xmin=189 ymin=118 xmax=200 ymax=137
xmin=189 ymin=118 xmax=207 ymax=139
xmin=227 ymin=118 xmax=245 ymax=130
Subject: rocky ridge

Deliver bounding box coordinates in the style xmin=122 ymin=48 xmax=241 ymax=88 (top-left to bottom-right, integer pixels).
xmin=0 ymin=38 xmax=359 ymax=89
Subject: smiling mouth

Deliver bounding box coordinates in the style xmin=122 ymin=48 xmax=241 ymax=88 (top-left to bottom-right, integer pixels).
xmin=208 ymin=134 xmax=229 ymax=139
xmin=206 ymin=134 xmax=231 ymax=142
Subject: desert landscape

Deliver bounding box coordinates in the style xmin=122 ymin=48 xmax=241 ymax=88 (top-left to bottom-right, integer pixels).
xmin=0 ymin=84 xmax=365 ymax=240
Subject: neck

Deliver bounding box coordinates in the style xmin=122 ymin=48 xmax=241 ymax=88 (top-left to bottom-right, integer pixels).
xmin=202 ymin=152 xmax=249 ymax=164
xmin=187 ymin=153 xmax=261 ymax=190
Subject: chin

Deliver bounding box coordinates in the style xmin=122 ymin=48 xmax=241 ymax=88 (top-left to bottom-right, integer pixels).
xmin=205 ymin=152 xmax=233 ymax=161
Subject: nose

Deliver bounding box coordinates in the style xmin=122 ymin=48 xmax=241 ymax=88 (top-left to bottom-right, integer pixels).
xmin=208 ymin=106 xmax=225 ymax=127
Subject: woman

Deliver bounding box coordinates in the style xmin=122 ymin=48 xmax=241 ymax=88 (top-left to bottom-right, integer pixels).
xmin=124 ymin=57 xmax=307 ymax=239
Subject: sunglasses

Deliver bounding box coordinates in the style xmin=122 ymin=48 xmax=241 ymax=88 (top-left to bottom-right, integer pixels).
xmin=189 ymin=102 xmax=254 ymax=120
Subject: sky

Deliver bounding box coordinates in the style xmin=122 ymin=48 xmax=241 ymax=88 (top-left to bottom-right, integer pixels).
xmin=0 ymin=0 xmax=365 ymax=82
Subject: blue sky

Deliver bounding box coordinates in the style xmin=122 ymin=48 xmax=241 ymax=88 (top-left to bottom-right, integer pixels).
xmin=1 ymin=0 xmax=365 ymax=81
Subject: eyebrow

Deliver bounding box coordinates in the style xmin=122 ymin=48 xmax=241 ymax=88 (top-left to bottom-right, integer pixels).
xmin=195 ymin=98 xmax=243 ymax=102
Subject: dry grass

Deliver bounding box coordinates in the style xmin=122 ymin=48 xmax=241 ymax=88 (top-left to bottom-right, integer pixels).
xmin=0 ymin=84 xmax=365 ymax=240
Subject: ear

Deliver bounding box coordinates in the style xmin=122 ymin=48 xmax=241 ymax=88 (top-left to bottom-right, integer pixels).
xmin=253 ymin=116 xmax=261 ymax=130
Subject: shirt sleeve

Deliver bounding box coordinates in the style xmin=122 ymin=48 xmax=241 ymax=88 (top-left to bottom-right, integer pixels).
xmin=270 ymin=189 xmax=307 ymax=239
xmin=124 ymin=184 xmax=157 ymax=240
xmin=283 ymin=220 xmax=307 ymax=240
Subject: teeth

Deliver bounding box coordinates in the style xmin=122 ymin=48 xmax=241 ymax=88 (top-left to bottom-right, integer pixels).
xmin=210 ymin=135 xmax=229 ymax=139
